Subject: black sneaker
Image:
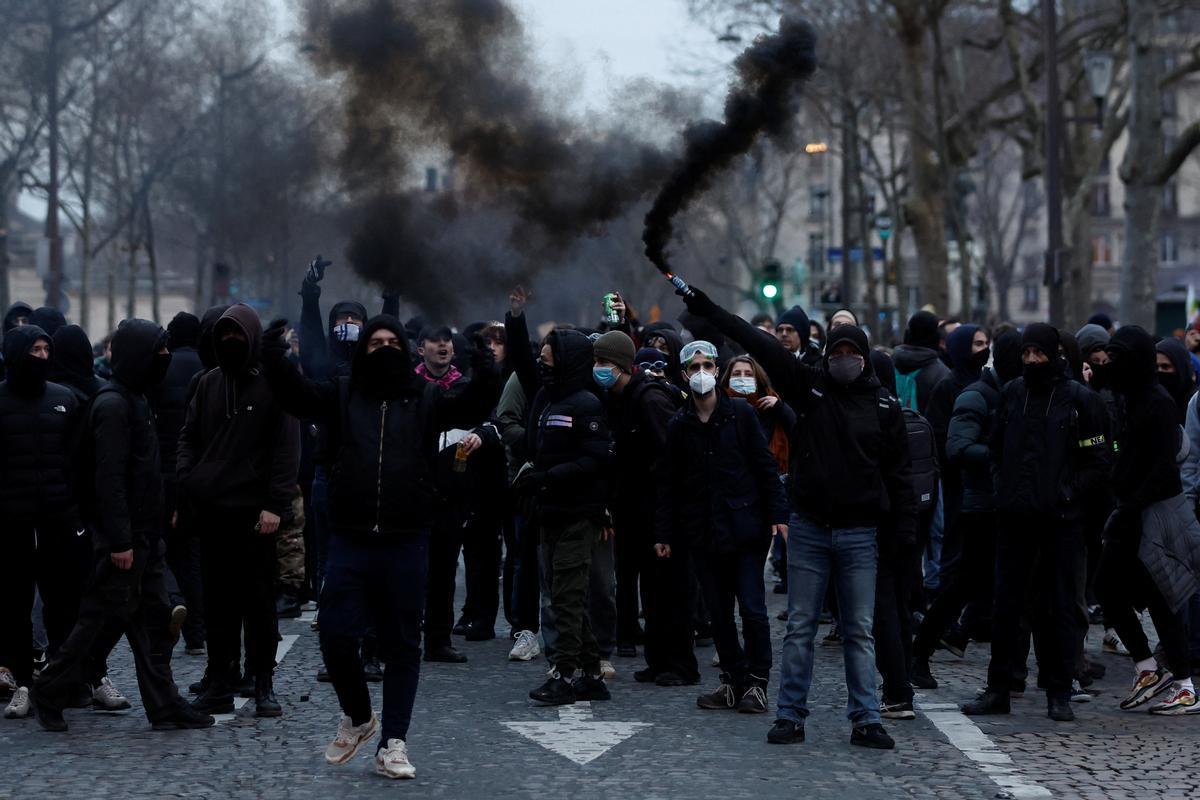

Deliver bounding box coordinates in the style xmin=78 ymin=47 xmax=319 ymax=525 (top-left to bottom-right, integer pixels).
xmin=736 ymin=685 xmax=768 ymax=714
xmin=616 ymin=643 xmax=638 ymax=658
xmin=851 ymin=723 xmax=895 ymax=749
xmin=363 ymin=658 xmax=384 ymax=683
xmin=961 ymin=689 xmax=1010 ymax=716
xmin=254 ymin=681 xmax=283 ymax=718
xmin=530 ymin=675 xmax=576 ymax=705
xmin=464 ymin=622 xmax=496 ymax=642
xmin=275 ymin=591 xmax=302 ymax=619
xmin=911 ymin=658 xmax=938 ymax=690
xmin=697 ymin=683 xmax=737 ymax=710
xmin=939 ymin=627 xmax=968 ymax=659
xmin=188 ymin=674 xmax=209 ymax=695
xmin=424 ymin=645 xmax=468 ymax=664
xmin=634 ymin=668 xmax=658 ymax=684
xmin=451 ymin=617 xmax=469 ymax=637
xmin=1047 ymin=694 xmax=1075 ymax=722
xmin=655 ymin=671 xmax=693 ymax=687
xmin=30 ymin=688 xmax=68 ymax=732
xmin=152 ymin=703 xmax=216 ymax=730
xmin=190 ymin=685 xmax=235 ymax=715
xmin=767 ymin=718 xmax=804 ymax=744
xmin=316 ymin=669 xmax=332 ymax=683
xmin=572 ymin=674 xmax=611 ymax=701
xmin=880 ymin=699 xmax=915 ymax=720
xmin=822 ymin=623 xmax=842 ymax=646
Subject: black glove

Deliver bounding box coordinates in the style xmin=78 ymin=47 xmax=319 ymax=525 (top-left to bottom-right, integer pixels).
xmin=262 ymin=318 xmax=290 ymax=364
xmin=305 ymin=255 xmax=332 ymax=284
xmin=677 ymin=284 xmax=716 ymax=317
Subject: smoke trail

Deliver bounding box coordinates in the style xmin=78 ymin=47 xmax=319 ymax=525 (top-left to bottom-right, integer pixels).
xmin=305 ymin=0 xmax=675 ymax=316
xmin=642 ymin=16 xmax=819 ymax=275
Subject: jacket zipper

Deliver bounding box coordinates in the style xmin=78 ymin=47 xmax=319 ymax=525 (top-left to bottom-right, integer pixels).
xmin=373 ymin=401 xmax=387 ymax=533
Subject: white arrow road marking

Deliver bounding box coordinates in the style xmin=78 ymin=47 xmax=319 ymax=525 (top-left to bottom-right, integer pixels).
xmin=502 ymin=702 xmax=652 ymax=766
xmin=212 ymin=634 xmax=299 ymax=724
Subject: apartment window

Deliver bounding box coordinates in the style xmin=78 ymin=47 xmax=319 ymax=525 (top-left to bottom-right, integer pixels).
xmin=809 ymin=185 xmax=828 ymax=220
xmin=1088 ymin=181 xmax=1110 ymax=217
xmin=1162 ymin=232 xmax=1179 ymax=264
xmin=809 ymin=232 xmax=825 ymax=274
xmin=1163 ymin=181 xmax=1178 ymax=216
xmin=1091 ymin=235 xmax=1113 ymax=265
xmin=1022 ymin=284 xmax=1040 ymax=312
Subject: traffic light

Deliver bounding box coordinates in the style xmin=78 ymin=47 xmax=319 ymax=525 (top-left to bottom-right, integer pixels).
xmin=760 ymin=260 xmax=782 ymax=301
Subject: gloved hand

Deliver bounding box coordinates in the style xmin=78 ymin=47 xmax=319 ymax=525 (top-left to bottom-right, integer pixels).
xmin=513 ymin=469 xmax=547 ymax=496
xmin=262 ymin=318 xmax=290 ymax=364
xmin=677 ymin=284 xmax=716 ymax=317
xmin=305 ymin=255 xmax=332 ymax=285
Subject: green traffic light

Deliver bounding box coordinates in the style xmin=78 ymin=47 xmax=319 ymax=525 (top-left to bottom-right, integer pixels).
xmin=762 ymin=284 xmax=779 ymax=300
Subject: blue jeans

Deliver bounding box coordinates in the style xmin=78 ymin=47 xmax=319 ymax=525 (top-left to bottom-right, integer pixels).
xmin=923 ymin=485 xmax=944 ymax=592
xmin=320 ymin=532 xmax=428 ymax=746
xmin=776 ymin=514 xmax=880 ymax=728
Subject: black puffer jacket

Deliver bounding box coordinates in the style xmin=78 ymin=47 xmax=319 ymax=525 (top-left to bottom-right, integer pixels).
xmin=656 ymin=391 xmax=788 ymax=552
xmin=262 ymin=315 xmax=501 ymax=537
xmin=89 ymin=319 xmax=168 ymax=553
xmin=177 ymin=304 xmax=300 ymax=517
xmin=525 ymin=329 xmax=613 ymax=522
xmin=0 ymin=325 xmax=80 ymax=526
xmin=49 ymin=324 xmax=104 ymax=405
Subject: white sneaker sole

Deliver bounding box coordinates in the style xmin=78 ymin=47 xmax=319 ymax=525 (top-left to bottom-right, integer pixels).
xmin=374 ymin=760 xmax=416 ymax=779
xmin=325 ymin=717 xmax=380 ymax=765
xmin=1120 ymin=677 xmax=1174 ymax=710
xmin=509 ymin=648 xmax=540 ymax=662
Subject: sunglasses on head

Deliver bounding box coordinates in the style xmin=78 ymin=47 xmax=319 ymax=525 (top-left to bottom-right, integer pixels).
xmin=638 ymin=360 xmax=667 ymax=372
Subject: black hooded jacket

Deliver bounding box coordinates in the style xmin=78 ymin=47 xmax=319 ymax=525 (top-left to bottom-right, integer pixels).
xmin=177 ymin=304 xmax=300 ymax=517
xmin=524 ymin=329 xmax=614 ymax=522
xmin=49 ymin=324 xmax=104 ymax=404
xmin=88 ymin=319 xmax=167 ymax=553
xmin=1109 ymin=326 xmax=1183 ymax=514
xmin=262 ymin=315 xmax=499 ymax=537
xmin=0 ymin=325 xmax=81 ymax=526
xmin=680 ymin=292 xmax=916 ymax=536
xmin=298 ymin=277 xmax=368 ymax=382
xmin=1155 ymin=337 xmax=1195 ymax=424
xmin=925 ymin=324 xmax=982 ymax=462
xmin=148 ymin=340 xmax=203 ymax=480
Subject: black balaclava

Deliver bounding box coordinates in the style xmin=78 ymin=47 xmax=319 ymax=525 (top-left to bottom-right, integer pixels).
xmin=352 ymin=315 xmax=415 ymax=400
xmin=945 ymin=324 xmax=983 ymax=381
xmin=904 ymin=311 xmax=941 ymax=351
xmin=166 ymin=311 xmax=201 ymax=351
xmin=49 ymin=324 xmax=101 ymax=396
xmin=1155 ymin=336 xmax=1195 ymax=418
xmin=197 ymin=305 xmax=231 ymax=370
xmin=1105 ymin=325 xmax=1157 ymax=398
xmin=3 ymin=325 xmax=51 ymax=397
xmin=110 ymin=319 xmax=169 ymax=394
xmin=1021 ymin=323 xmax=1062 ymax=390
xmin=992 ymin=330 xmax=1023 ymax=386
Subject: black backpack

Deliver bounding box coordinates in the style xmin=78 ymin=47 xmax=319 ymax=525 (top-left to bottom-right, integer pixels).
xmin=877 ymin=388 xmax=939 ymax=512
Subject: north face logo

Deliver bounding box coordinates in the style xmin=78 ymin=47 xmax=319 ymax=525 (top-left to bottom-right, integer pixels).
xmin=53 ymin=405 xmax=67 ymax=413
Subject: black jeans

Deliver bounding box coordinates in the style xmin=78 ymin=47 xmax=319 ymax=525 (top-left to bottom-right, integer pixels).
xmin=321 ymin=531 xmax=427 ymax=745
xmin=425 ymin=506 xmax=465 ymax=649
xmin=0 ymin=523 xmax=90 ymax=687
xmin=1095 ymin=535 xmax=1190 ymax=678
xmin=511 ymin=513 xmax=540 ymax=633
xmin=875 ymin=536 xmax=921 ymax=704
xmin=199 ymin=509 xmax=279 ymax=686
xmin=641 ymin=542 xmax=699 ymax=682
xmin=615 ymin=516 xmax=653 ymax=646
xmin=914 ymin=511 xmax=997 ymax=659
xmin=692 ymin=544 xmax=771 ymax=688
xmin=986 ymin=515 xmax=1084 ymax=697
xmin=461 ymin=512 xmax=502 ymax=630
xmin=164 ymin=478 xmax=205 ymax=649
xmin=36 ymin=541 xmax=183 ymax=721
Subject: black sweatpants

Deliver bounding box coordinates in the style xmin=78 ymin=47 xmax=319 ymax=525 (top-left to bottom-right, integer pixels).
xmin=875 ymin=536 xmax=921 ymax=705
xmin=199 ymin=508 xmax=279 ymax=687
xmin=914 ymin=511 xmax=997 ymax=659
xmin=461 ymin=512 xmax=502 ymax=631
xmin=36 ymin=541 xmax=183 ymax=722
xmin=424 ymin=506 xmax=466 ymax=650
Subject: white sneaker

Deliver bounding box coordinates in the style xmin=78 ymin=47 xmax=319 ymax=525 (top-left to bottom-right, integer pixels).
xmin=1103 ymin=630 xmax=1129 ymax=656
xmin=93 ymin=677 xmax=132 ymax=711
xmin=711 ymin=654 xmax=721 ymax=668
xmin=508 ymin=631 xmax=541 ymax=662
xmin=325 ymin=712 xmax=379 ymax=765
xmin=4 ymin=687 xmax=31 ymax=719
xmin=374 ymin=738 xmax=416 ymax=779
xmin=600 ymin=660 xmax=616 ymax=681
xmin=0 ymin=667 xmax=16 ymax=694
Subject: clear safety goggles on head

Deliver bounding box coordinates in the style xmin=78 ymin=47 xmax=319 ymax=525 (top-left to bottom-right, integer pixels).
xmin=679 ymin=340 xmax=718 ymax=364
xmin=638 ymin=360 xmax=668 ymax=372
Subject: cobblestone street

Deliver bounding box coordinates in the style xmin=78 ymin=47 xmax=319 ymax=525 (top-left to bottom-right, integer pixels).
xmin=2 ymin=583 xmax=1195 ymax=800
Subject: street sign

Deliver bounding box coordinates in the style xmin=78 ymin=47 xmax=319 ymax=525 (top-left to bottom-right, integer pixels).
xmin=876 ymin=213 xmax=893 ymax=241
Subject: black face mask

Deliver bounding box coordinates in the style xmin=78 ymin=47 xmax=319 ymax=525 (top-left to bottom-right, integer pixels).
xmin=148 ymin=352 xmax=172 ymax=388
xmin=360 ymin=346 xmax=409 ymax=397
xmin=1159 ymin=371 xmax=1181 ymax=395
xmin=969 ymin=347 xmax=990 ymax=372
xmin=216 ymin=338 xmax=249 ymax=373
xmin=1024 ymin=360 xmax=1057 ymax=389
xmin=1088 ymin=362 xmax=1110 ymax=392
xmin=538 ymin=360 xmax=556 ymax=388
xmin=17 ymin=354 xmax=49 ymax=391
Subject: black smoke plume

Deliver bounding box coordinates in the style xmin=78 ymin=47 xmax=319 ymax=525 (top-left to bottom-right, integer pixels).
xmin=643 ymin=16 xmax=819 ymax=275
xmin=305 ymin=0 xmax=674 ymax=317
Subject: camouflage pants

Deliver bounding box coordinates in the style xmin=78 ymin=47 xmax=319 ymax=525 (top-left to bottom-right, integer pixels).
xmin=276 ymin=491 xmax=307 ymax=591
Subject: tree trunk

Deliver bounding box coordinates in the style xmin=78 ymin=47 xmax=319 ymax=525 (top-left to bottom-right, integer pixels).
xmin=894 ymin=2 xmax=949 ymax=314
xmin=1119 ymin=0 xmax=1162 ymax=330
xmin=44 ymin=5 xmax=64 ymax=309
xmin=0 ymin=185 xmax=11 ymax=313
xmin=79 ymin=221 xmax=91 ymax=334
xmin=106 ymin=254 xmax=116 ymax=334
xmin=126 ymin=240 xmax=138 ymax=321
xmin=142 ymin=196 xmax=160 ymax=322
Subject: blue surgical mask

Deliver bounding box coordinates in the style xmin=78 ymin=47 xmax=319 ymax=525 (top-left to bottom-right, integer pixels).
xmin=729 ymin=376 xmax=757 ymax=396
xmin=593 ymin=366 xmax=619 ymax=389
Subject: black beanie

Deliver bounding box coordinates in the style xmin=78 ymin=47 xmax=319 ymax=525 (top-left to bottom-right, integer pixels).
xmin=825 ymin=324 xmax=869 ymax=359
xmin=775 ymin=306 xmax=811 ymax=343
xmin=904 ymin=311 xmax=940 ymax=350
xmin=1021 ymin=323 xmax=1061 ymax=359
xmin=167 ymin=311 xmax=201 ymax=351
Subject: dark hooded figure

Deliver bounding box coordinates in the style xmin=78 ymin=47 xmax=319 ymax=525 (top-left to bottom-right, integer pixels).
xmin=642 ymin=325 xmax=687 ymax=395
xmin=912 ymin=330 xmax=1020 ymax=689
xmin=0 ymin=325 xmax=86 ymax=718
xmin=3 ymin=300 xmax=32 ymax=332
xmin=1155 ymin=337 xmax=1195 ymax=424
xmin=31 ymin=307 xmax=67 ymax=338
xmin=1096 ymin=325 xmax=1195 ymax=715
xmin=676 ymin=284 xmax=915 ymax=749
xmin=892 ymin=311 xmax=951 ymax=414
xmin=33 ymin=319 xmax=213 ymax=733
xmin=179 ymin=304 xmax=300 ymax=720
xmin=148 ymin=312 xmax=206 ymax=652
xmin=963 ymin=323 xmax=1111 ymax=723
xmin=49 ymin=324 xmax=104 ymax=403
xmin=258 ymin=313 xmax=500 ymax=776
